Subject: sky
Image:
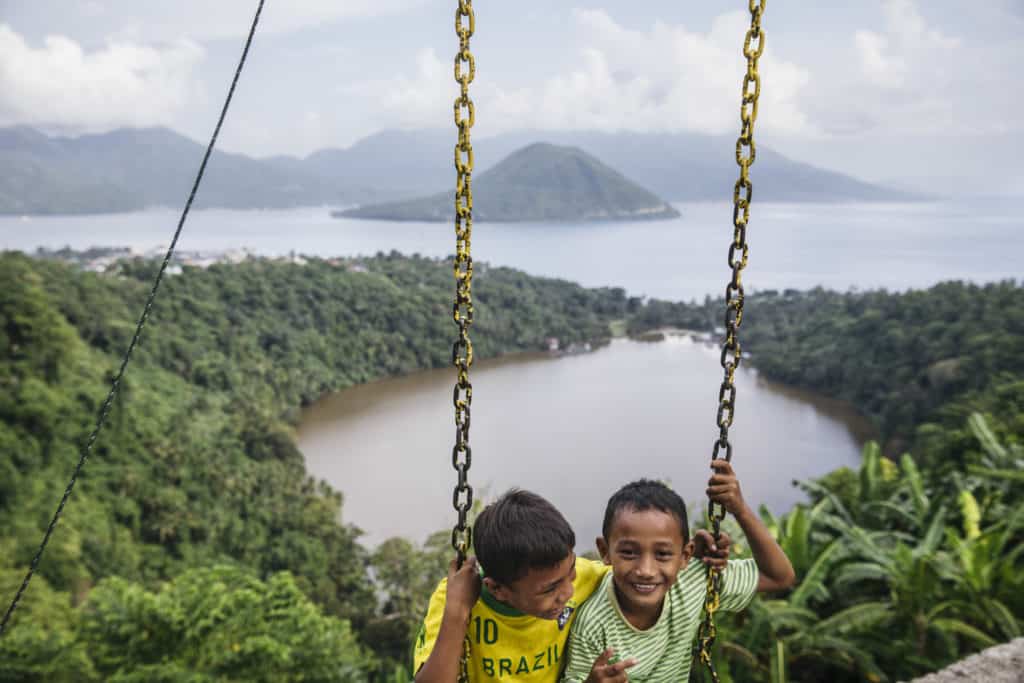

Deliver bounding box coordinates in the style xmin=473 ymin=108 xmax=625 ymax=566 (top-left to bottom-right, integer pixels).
xmin=1 ymin=0 xmax=1021 ymax=196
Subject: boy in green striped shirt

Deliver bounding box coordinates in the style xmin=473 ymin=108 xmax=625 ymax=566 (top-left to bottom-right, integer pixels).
xmin=562 ymin=461 xmax=796 ymax=682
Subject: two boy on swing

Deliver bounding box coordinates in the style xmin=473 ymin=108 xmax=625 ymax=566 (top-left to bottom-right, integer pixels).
xmin=413 ymin=461 xmax=795 ymax=682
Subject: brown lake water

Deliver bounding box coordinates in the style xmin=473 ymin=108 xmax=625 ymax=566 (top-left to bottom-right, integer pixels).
xmin=297 ymin=336 xmax=873 ymax=551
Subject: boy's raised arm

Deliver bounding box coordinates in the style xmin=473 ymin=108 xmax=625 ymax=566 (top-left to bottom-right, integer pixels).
xmin=706 ymin=461 xmax=796 ymax=593
xmin=414 ymin=557 xmax=481 ymax=683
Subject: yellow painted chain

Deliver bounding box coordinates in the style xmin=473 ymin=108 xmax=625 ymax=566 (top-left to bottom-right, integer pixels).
xmin=696 ymin=2 xmax=766 ymax=681
xmin=451 ymin=4 xmax=476 ymax=682
xmin=450 ymin=0 xmax=476 ymax=565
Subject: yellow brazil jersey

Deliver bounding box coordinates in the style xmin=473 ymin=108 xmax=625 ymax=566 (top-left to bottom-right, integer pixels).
xmin=413 ymin=558 xmax=608 ymax=682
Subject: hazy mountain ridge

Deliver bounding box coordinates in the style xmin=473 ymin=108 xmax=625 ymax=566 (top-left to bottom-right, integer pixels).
xmin=0 ymin=126 xmax=356 ymax=214
xmin=337 ymin=143 xmax=680 ymax=222
xmin=0 ymin=125 xmax=918 ymax=215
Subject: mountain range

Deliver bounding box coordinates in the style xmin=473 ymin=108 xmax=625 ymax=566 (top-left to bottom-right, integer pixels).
xmin=0 ymin=125 xmax=918 ymax=215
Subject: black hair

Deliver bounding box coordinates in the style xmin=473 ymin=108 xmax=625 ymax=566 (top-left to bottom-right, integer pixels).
xmin=601 ymin=479 xmax=689 ymax=542
xmin=474 ymin=489 xmax=576 ymax=586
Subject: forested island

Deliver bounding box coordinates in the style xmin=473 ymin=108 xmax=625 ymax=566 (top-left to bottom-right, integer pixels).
xmin=336 ymin=143 xmax=679 ymax=223
xmin=1 ymin=251 xmax=1020 ymax=682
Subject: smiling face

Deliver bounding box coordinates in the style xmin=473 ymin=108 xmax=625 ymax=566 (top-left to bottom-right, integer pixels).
xmin=597 ymin=506 xmax=692 ymax=629
xmin=485 ymin=553 xmax=577 ymax=620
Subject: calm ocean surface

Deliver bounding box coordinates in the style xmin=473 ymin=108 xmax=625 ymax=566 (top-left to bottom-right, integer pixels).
xmin=1 ymin=198 xmax=1018 ymax=301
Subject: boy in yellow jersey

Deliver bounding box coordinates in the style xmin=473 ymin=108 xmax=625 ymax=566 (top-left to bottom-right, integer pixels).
xmin=413 ymin=489 xmax=729 ymax=682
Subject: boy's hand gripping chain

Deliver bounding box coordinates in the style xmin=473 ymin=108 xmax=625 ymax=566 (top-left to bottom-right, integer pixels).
xmin=695 ymin=2 xmax=766 ymax=681
xmin=450 ymin=3 xmax=476 ymax=682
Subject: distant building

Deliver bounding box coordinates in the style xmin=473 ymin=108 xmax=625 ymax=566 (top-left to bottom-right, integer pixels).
xmin=546 ymin=337 xmax=560 ymax=352
xmin=564 ymin=341 xmax=592 ymax=355
xmin=222 ymin=249 xmax=249 ymax=264
xmin=84 ymin=255 xmax=120 ymax=273
xmin=180 ymin=255 xmax=219 ymax=269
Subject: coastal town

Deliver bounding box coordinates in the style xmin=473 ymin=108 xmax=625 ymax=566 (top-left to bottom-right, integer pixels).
xmin=31 ymin=245 xmax=368 ymax=275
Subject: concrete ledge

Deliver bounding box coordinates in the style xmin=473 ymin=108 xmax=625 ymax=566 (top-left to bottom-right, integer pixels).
xmin=903 ymin=638 xmax=1024 ymax=682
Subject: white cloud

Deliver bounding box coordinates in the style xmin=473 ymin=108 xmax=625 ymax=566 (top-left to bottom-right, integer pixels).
xmin=340 ymin=47 xmax=451 ymax=131
xmin=853 ymin=31 xmax=905 ymax=88
xmin=260 ymin=0 xmax=427 ymax=34
xmin=0 ymin=25 xmax=204 ymax=131
xmin=520 ymin=9 xmax=810 ymax=136
xmin=342 ymin=9 xmax=813 ymax=139
xmin=812 ymin=0 xmax=1016 ymax=138
xmin=853 ymin=0 xmax=957 ymax=89
xmin=94 ymin=0 xmax=429 ymax=42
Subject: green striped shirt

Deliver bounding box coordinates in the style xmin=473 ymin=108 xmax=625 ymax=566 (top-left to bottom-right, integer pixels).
xmin=562 ymin=559 xmax=759 ymax=682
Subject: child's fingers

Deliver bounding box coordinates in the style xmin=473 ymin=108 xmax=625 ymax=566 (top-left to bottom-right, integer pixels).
xmin=692 ymin=529 xmax=717 ymax=552
xmin=451 ymin=556 xmax=476 ymax=575
xmin=604 ymin=658 xmax=638 ymax=677
xmin=710 ymin=460 xmax=735 ymax=475
xmin=615 ymin=658 xmax=638 ymax=670
xmin=591 ymin=648 xmax=614 ymax=669
xmin=706 ymin=484 xmax=734 ymax=497
xmin=702 ymin=534 xmax=730 ymax=563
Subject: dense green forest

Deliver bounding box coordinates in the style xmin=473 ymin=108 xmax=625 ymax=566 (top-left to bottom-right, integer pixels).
xmin=1 ymin=251 xmax=1021 ymax=681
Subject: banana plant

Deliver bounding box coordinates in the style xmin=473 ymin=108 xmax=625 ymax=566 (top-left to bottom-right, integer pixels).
xmin=963 ymin=413 xmax=1024 ymax=522
xmin=716 ymin=499 xmax=887 ymax=682
xmin=712 ymin=418 xmax=1023 ymax=683
xmin=829 ymin=506 xmax=962 ymax=662
xmin=799 ymin=442 xmax=918 ymax=533
xmin=936 ymin=495 xmax=1024 ymax=642
xmin=722 ymin=596 xmax=890 ymax=682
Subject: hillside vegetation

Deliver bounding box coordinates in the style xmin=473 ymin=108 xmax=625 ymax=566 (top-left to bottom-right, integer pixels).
xmin=0 ymin=251 xmax=626 ymax=680
xmin=0 ymin=252 xmax=1020 ymax=682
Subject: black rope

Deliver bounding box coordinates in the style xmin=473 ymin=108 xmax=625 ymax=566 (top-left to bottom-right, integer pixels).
xmin=0 ymin=0 xmax=266 ymax=637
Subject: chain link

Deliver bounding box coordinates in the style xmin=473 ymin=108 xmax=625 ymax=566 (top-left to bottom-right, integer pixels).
xmin=450 ymin=6 xmax=477 ymax=682
xmin=696 ymin=2 xmax=766 ymax=680
xmin=450 ymin=0 xmax=476 ymax=568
